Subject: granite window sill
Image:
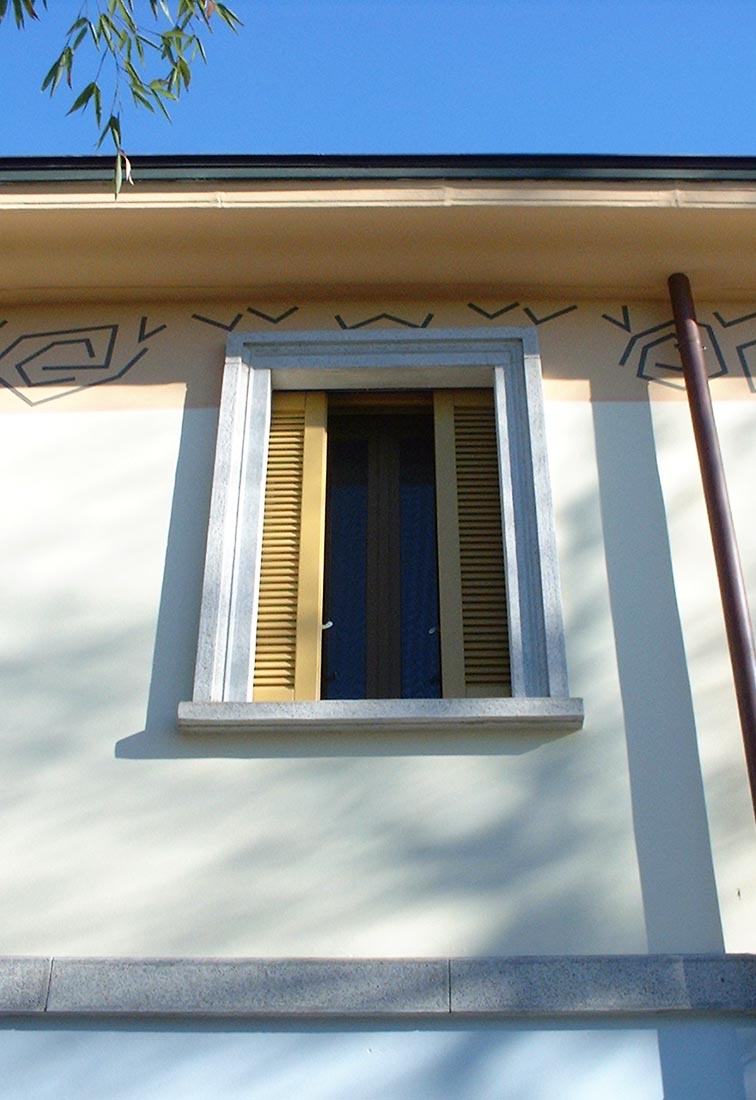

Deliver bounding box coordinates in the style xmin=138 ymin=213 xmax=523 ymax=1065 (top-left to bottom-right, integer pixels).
xmin=177 ymin=698 xmax=584 ymax=736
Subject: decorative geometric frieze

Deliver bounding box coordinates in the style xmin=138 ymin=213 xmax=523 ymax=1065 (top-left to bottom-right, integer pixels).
xmin=0 ymin=323 xmax=152 ymax=406
xmin=467 ymin=303 xmax=578 ymax=326
xmin=467 ymin=302 xmax=520 ymax=320
xmin=138 ymin=315 xmax=167 ymax=342
xmin=522 ymin=305 xmax=578 ymax=325
xmin=617 ymin=318 xmax=727 ymax=382
xmin=191 ymin=312 xmax=244 ymax=331
xmin=714 ymin=309 xmax=756 ymax=328
xmin=601 ymin=306 xmax=632 ymax=332
xmin=246 ymin=306 xmax=299 ymax=324
xmin=334 ymin=312 xmax=434 ymax=330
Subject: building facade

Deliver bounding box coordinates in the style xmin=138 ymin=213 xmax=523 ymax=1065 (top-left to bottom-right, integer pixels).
xmin=1 ymin=155 xmax=755 ymax=1098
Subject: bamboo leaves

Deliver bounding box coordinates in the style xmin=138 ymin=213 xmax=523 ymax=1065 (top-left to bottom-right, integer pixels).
xmin=1 ymin=1 xmax=242 ymax=193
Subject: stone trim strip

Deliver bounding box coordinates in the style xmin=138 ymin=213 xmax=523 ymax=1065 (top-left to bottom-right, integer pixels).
xmin=178 ymin=698 xmax=585 ymax=736
xmin=450 ymin=955 xmax=756 ymax=1016
xmin=0 ymin=958 xmax=51 ymax=1014
xmin=1 ymin=956 xmax=755 ymax=1019
xmin=45 ymin=959 xmax=448 ymax=1017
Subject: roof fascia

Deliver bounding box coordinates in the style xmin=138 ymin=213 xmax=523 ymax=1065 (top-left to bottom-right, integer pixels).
xmin=5 ymin=154 xmax=756 ymax=186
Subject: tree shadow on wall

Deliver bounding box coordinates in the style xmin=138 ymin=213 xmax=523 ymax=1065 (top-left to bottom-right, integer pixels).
xmin=591 ymin=388 xmax=746 ymax=1100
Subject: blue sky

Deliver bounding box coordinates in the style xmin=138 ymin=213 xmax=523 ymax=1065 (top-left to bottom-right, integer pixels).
xmin=2 ymin=0 xmax=756 ymax=156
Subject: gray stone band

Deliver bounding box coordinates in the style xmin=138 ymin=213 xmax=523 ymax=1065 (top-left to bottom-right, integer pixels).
xmin=178 ymin=698 xmax=584 ymax=735
xmin=2 ymin=955 xmax=755 ymax=1019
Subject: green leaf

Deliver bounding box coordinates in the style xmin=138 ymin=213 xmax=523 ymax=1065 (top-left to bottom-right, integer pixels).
xmin=113 ymin=150 xmax=134 ymax=200
xmin=71 ymin=26 xmax=88 ymax=50
xmin=40 ymin=55 xmax=63 ymax=93
xmin=98 ymin=113 xmax=121 ymax=150
xmin=151 ymin=87 xmax=173 ymax=120
xmin=66 ymin=80 xmax=97 ymax=116
xmin=130 ymin=85 xmax=155 ymax=111
xmin=7 ymin=0 xmax=45 ymax=29
xmin=114 ymin=151 xmax=122 ymax=198
xmin=64 ymin=16 xmax=88 ymax=36
xmin=92 ymin=82 xmax=102 ymax=126
xmin=215 ymin=4 xmax=242 ymax=30
xmin=97 ymin=14 xmax=114 ymax=49
xmin=63 ymin=45 xmax=73 ymax=87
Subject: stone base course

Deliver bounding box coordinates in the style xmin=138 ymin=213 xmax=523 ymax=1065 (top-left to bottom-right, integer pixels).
xmin=1 ymin=955 xmax=754 ymax=1019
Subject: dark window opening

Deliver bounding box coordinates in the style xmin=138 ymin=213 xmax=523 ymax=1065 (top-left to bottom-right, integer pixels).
xmin=322 ymin=400 xmax=441 ymax=700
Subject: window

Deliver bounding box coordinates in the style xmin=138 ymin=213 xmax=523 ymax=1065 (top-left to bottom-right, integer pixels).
xmin=178 ymin=328 xmax=583 ymax=734
xmin=254 ymin=390 xmax=510 ymax=702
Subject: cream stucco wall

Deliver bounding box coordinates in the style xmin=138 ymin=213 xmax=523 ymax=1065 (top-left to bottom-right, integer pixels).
xmin=1 ymin=1019 xmax=752 ymax=1100
xmin=0 ymin=296 xmax=754 ymax=957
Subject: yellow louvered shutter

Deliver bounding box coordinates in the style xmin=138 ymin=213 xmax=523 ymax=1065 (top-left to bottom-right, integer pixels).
xmin=434 ymin=391 xmax=511 ymax=697
xmin=252 ymin=391 xmax=327 ymax=701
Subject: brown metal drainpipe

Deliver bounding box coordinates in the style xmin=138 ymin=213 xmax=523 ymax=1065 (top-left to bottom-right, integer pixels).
xmin=668 ymin=272 xmax=756 ymax=823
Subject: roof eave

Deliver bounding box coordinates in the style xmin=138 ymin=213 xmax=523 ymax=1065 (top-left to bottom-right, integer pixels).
xmin=5 ymin=153 xmax=756 ymax=186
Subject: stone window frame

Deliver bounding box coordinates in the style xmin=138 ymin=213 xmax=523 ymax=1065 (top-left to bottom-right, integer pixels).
xmin=178 ymin=327 xmax=582 ymax=734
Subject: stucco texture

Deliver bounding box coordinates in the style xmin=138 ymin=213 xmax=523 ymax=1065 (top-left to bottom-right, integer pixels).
xmin=0 ymin=298 xmax=753 ymax=957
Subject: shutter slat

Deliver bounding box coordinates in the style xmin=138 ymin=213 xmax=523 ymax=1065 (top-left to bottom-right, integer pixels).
xmin=252 ymin=395 xmax=307 ymax=699
xmin=252 ymin=391 xmax=327 ymax=703
xmin=453 ymin=396 xmax=511 ymax=695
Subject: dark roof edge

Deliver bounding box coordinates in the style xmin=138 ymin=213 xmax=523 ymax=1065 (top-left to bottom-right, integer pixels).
xmin=4 ymin=153 xmax=756 ymax=184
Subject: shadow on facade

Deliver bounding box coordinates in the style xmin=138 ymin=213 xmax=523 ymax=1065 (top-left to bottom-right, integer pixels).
xmin=591 ymin=390 xmax=746 ymax=1100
